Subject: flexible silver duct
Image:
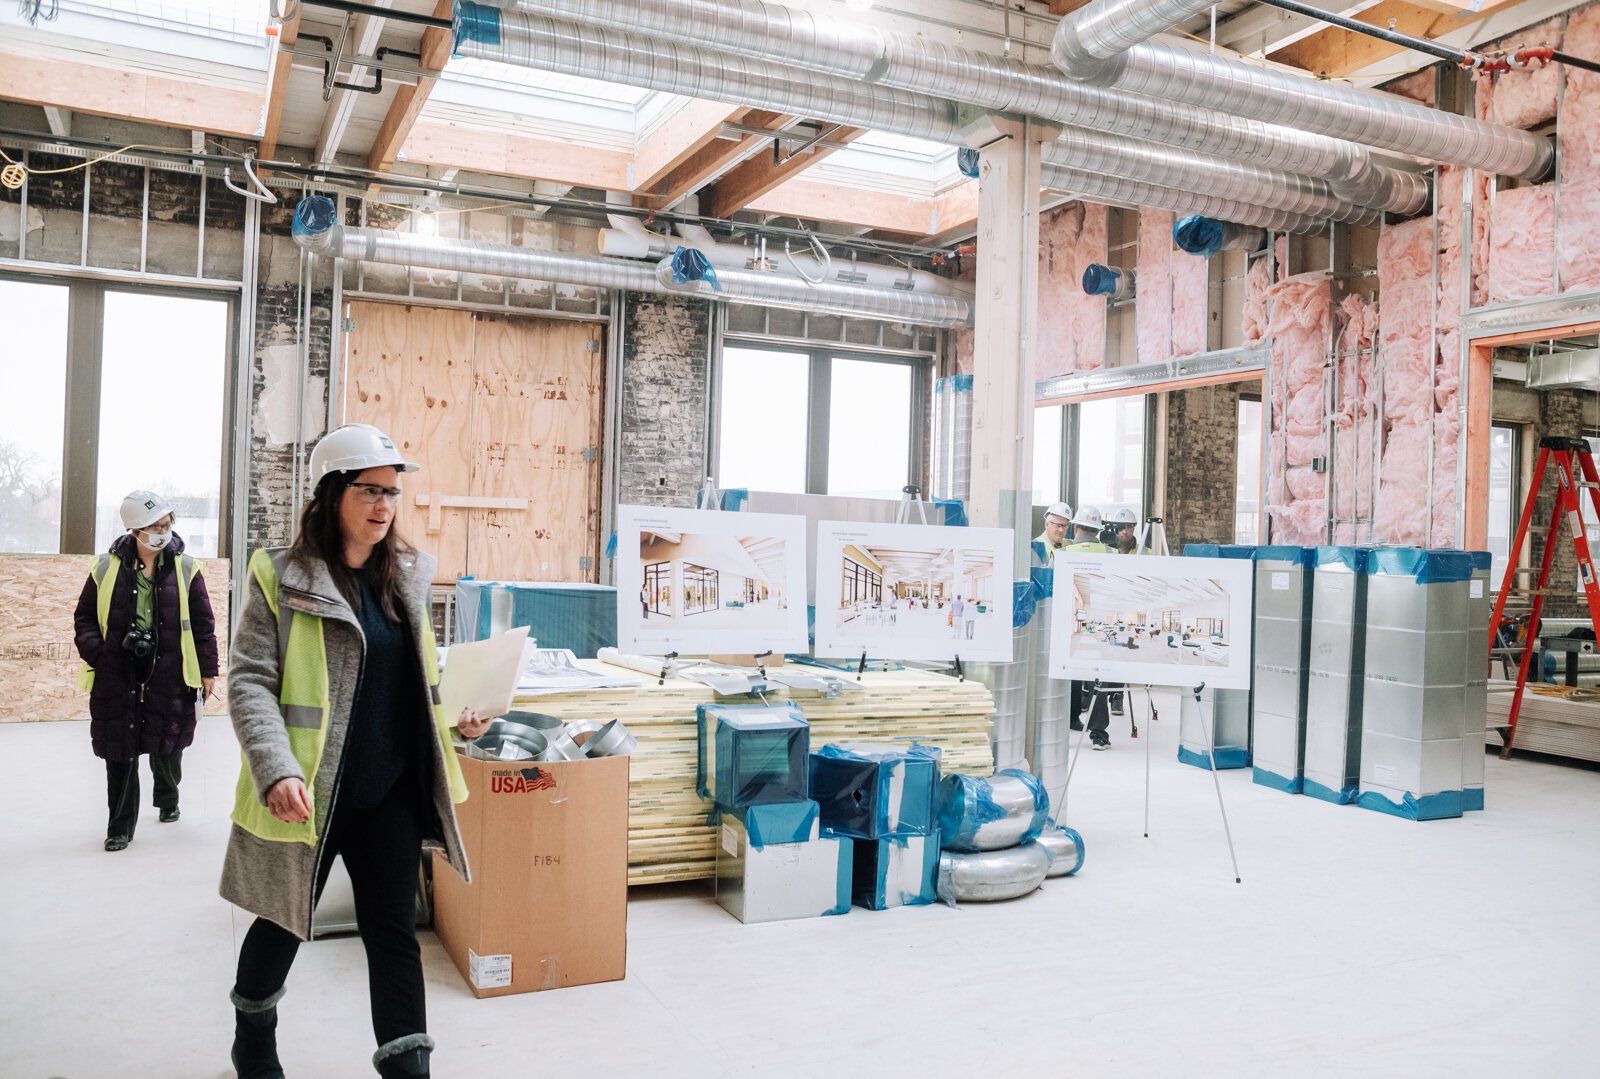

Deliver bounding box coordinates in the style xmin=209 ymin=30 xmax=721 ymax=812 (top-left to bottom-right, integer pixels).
xmin=1043 ymin=164 xmax=1381 ymax=233
xmin=1046 ymin=128 xmax=1371 ymax=224
xmin=484 ymin=0 xmax=1431 ymax=211
xmin=294 ymin=221 xmax=972 ymax=327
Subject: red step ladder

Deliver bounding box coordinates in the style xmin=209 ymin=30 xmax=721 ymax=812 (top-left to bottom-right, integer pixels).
xmin=1489 ymin=436 xmax=1600 ymax=758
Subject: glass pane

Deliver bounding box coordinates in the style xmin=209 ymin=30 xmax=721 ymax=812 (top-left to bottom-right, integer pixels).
xmin=1236 ymin=398 xmax=1263 ymax=544
xmin=1032 ymin=405 xmax=1064 ymax=506
xmin=1487 ymin=426 xmax=1514 ymax=587
xmin=827 ymin=357 xmax=912 ymax=500
xmin=0 ymin=280 xmax=69 ymax=552
xmin=1075 ymin=396 xmax=1145 ymax=521
xmin=718 ymin=347 xmax=809 ymax=494
xmin=94 ymin=292 xmax=229 ymax=556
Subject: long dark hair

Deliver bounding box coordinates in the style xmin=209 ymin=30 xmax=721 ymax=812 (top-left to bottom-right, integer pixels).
xmin=288 ymin=470 xmax=404 ymax=620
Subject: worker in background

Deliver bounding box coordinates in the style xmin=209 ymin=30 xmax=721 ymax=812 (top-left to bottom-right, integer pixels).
xmin=1035 ymin=502 xmax=1073 ymax=562
xmin=1061 ymin=508 xmax=1119 ymax=747
xmin=73 ymin=491 xmax=220 ymax=852
xmin=1105 ymin=508 xmax=1139 ymax=554
xmin=221 ymin=423 xmax=492 ymax=1079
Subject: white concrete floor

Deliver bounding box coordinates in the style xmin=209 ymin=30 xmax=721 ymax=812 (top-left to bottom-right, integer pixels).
xmin=6 ymin=694 xmax=1600 ymax=1078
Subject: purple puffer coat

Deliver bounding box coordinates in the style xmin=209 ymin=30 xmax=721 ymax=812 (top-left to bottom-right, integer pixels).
xmin=72 ymin=532 xmax=220 ymax=761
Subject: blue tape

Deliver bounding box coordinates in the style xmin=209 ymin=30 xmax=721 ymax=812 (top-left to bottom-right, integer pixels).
xmin=722 ymin=488 xmax=750 ymax=512
xmin=1366 ymin=547 xmax=1476 ymax=584
xmin=950 ymin=374 xmax=973 ymax=392
xmin=1467 ymin=551 xmax=1492 ymax=571
xmin=936 ymin=499 xmax=968 ymax=527
xmin=452 ymin=1 xmax=501 ymax=49
xmin=735 ymin=800 xmax=819 ymax=850
xmin=1046 ymin=821 xmax=1087 ymax=876
xmin=827 ymin=837 xmax=853 ymax=915
xmin=1357 ymin=788 xmax=1464 ymax=820
xmin=291 ymin=195 xmax=335 ymax=239
xmin=1252 ymin=766 xmax=1303 ymax=794
xmin=1316 ymin=545 xmax=1371 ymax=572
xmin=1030 ymin=564 xmax=1054 ymax=600
xmin=1182 ymin=544 xmax=1256 ymax=560
xmin=1255 ymin=545 xmax=1316 ymax=567
xmin=1081 ymin=263 xmax=1125 ymax=295
xmin=1177 ymin=744 xmax=1212 ymax=770
xmin=957 ymin=146 xmax=980 ymax=179
xmin=603 ymin=532 xmax=617 ymax=560
xmin=1013 ymin=579 xmax=1037 ymax=629
xmin=1176 ymin=745 xmax=1250 ymax=770
xmin=1172 ymin=215 xmax=1225 ymax=258
xmin=671 ymin=245 xmax=721 ymax=290
xmin=1462 ymin=788 xmax=1485 ymax=812
xmin=1301 ymin=776 xmax=1358 ymax=805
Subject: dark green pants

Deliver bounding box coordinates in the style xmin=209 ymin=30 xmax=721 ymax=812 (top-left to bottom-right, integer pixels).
xmin=105 ymin=750 xmax=182 ymax=838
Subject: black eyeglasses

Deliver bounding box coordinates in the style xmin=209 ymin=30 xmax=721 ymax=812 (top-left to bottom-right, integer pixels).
xmin=347 ymin=482 xmax=402 ymax=505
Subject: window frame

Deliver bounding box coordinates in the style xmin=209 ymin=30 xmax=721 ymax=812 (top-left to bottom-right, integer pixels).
xmin=0 ymin=269 xmax=240 ymax=556
xmin=714 ymin=338 xmax=931 ymax=499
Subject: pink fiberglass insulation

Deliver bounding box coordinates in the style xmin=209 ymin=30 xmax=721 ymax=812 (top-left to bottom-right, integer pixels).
xmin=1265 ymin=273 xmax=1332 ymax=545
xmin=952 ymin=260 xmax=976 ymax=375
xmin=1376 ymin=422 xmax=1432 ymax=544
xmin=1136 ymin=209 xmax=1175 ymax=364
xmin=1241 ymin=256 xmax=1272 ymax=345
xmin=1375 ymin=218 xmax=1437 ymax=547
xmin=1485 ymin=19 xmax=1563 ymax=130
xmin=1561 ymin=5 xmax=1600 ymax=291
xmin=1432 ymin=407 xmax=1462 ymax=548
xmin=1385 ymin=69 xmax=1437 ymax=107
xmin=1488 ymin=183 xmax=1557 ymax=303
xmin=1171 ymin=243 xmax=1209 ymax=359
xmin=1332 ymin=293 xmax=1379 ymax=543
xmin=1035 ymin=201 xmax=1109 ymax=379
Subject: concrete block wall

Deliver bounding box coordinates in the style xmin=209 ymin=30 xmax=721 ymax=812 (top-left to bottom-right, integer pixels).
xmin=617 ymin=293 xmax=713 ymax=508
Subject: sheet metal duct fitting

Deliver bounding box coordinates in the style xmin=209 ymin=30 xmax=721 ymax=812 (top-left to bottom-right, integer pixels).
xmin=1042 ymin=164 xmax=1373 ymax=234
xmin=584 ymin=719 xmax=638 ymax=758
xmin=1051 ymin=0 xmax=1552 ymax=179
xmin=484 ymin=0 xmax=1430 ymax=213
xmin=291 ymin=203 xmax=972 ymax=328
xmin=939 ymin=770 xmax=1050 ymax=852
xmin=936 ymin=843 xmax=1050 ymax=902
xmin=1172 ymin=217 xmax=1268 ymax=258
xmin=1082 ymin=264 xmax=1135 ymax=300
xmin=1036 ymin=825 xmax=1086 ymax=878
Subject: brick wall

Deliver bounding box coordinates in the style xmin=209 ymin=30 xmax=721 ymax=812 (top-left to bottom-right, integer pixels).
xmin=617 ymin=292 xmax=713 ymax=508
xmin=1164 ymin=383 xmax=1244 ymax=550
xmin=1533 ymin=388 xmax=1585 ymax=618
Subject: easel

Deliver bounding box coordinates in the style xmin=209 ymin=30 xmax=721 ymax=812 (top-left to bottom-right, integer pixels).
xmin=1136 ymin=516 xmax=1171 ymax=557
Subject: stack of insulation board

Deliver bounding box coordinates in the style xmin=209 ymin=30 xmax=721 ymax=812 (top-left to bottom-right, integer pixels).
xmin=511 ymin=663 xmax=995 ymax=885
xmin=1486 ymin=680 xmax=1600 ymax=764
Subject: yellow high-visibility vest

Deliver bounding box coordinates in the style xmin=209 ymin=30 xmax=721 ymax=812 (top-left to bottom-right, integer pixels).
xmin=229 ymin=548 xmax=467 ymax=845
xmin=75 ymin=552 xmax=203 ymax=692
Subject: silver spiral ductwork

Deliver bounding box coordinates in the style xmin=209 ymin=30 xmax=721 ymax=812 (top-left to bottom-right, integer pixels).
xmin=936 ymin=843 xmax=1050 ymax=903
xmin=1043 ymin=164 xmax=1380 ymax=234
xmin=969 ymin=602 xmax=1028 ymax=772
xmin=1051 ymin=0 xmax=1198 ymax=79
xmin=293 ymin=219 xmax=973 ymax=327
xmin=485 ymin=0 xmax=1432 ymax=213
xmin=930 ymin=375 xmax=973 ymax=503
xmin=1025 ymin=593 xmax=1070 ymax=816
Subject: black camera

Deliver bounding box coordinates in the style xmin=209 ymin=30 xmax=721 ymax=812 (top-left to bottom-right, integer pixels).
xmin=121 ymin=627 xmax=155 ymax=659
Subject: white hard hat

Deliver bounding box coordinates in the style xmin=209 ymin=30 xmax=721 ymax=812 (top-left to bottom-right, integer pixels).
xmin=1072 ymin=506 xmax=1104 ymax=530
xmin=1110 ymin=508 xmax=1138 ymax=525
xmin=1044 ymin=502 xmax=1073 ymax=522
xmin=120 ymin=490 xmax=173 ymax=531
xmin=308 ymin=423 xmax=419 ymax=485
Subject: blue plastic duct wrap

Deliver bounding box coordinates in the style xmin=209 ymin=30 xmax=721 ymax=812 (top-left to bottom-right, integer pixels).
xmin=1081 ymin=263 xmax=1125 ymax=296
xmin=292 ymin=194 xmax=336 ymax=239
xmin=696 ymin=701 xmax=810 ymax=811
xmin=957 ymin=147 xmax=980 ymax=179
xmin=1173 ymin=215 xmax=1226 ymax=257
xmin=453 ymin=1 xmax=502 ymax=47
xmin=810 ymin=744 xmax=940 ymax=840
xmin=937 ymin=769 xmax=1049 ymax=852
xmin=671 ymin=245 xmax=721 ymax=291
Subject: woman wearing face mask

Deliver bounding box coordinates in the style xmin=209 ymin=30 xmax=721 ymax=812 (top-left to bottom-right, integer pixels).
xmin=221 ymin=423 xmax=491 ymax=1079
xmin=73 ymin=490 xmax=220 ymax=852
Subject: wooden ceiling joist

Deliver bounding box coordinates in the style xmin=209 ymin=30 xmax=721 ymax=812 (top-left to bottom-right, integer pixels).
xmin=744 ymin=175 xmax=977 ymax=236
xmin=0 ymin=49 xmax=262 ymax=139
xmin=259 ymin=9 xmax=302 ymax=161
xmin=701 ymin=125 xmax=866 ymax=220
xmin=368 ymin=0 xmax=454 ymax=174
xmin=1269 ymin=0 xmax=1529 ymax=77
xmin=638 ymin=109 xmax=792 ymax=210
xmin=402 ymin=120 xmax=634 ymax=190
xmin=632 ymin=101 xmax=753 ymax=196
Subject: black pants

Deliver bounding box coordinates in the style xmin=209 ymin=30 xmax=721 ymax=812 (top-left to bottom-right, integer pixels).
xmin=105 ymin=750 xmax=182 ymax=838
xmin=1071 ymin=683 xmax=1113 ymax=745
xmin=233 ymin=781 xmax=426 ymax=1048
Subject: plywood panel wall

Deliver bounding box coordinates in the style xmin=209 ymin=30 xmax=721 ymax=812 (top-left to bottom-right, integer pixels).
xmin=0 ymin=554 xmax=230 ymax=724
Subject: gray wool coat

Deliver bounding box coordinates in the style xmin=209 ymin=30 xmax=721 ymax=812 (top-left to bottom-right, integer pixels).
xmin=219 ymin=544 xmax=470 ymax=941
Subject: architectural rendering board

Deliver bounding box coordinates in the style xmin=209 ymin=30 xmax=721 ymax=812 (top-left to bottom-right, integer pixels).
xmin=813 ymin=522 xmax=1015 ymax=662
xmin=1049 ymin=554 xmax=1256 ymax=690
xmin=617 ymin=506 xmax=808 ymax=656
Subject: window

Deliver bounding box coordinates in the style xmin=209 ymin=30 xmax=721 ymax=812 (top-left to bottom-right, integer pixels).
xmin=1487 ymin=425 xmax=1517 ymax=588
xmin=1074 ymin=396 xmax=1146 ymax=522
xmin=0 ymin=276 xmax=234 ymax=556
xmin=716 ymin=343 xmax=926 ymax=500
xmin=1032 ymin=404 xmax=1064 ymax=505
xmin=1236 ymin=398 xmax=1263 ymax=544
xmin=0 ymin=280 xmax=69 ymax=552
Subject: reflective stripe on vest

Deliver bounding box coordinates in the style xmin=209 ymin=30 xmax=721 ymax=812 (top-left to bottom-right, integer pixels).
xmin=1064 ymin=540 xmax=1114 ymax=553
xmin=228 ymin=548 xmax=467 ymax=847
xmin=75 ymin=552 xmax=203 ymax=692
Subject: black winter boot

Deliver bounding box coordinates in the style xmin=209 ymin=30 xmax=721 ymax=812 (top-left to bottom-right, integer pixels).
xmin=373 ymin=1034 xmax=434 ymax=1078
xmin=230 ymin=987 xmax=286 ymax=1079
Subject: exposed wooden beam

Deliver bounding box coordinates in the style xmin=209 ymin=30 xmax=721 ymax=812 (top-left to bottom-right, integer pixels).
xmin=1217 ymin=1 xmax=1388 ymax=58
xmin=702 ymin=125 xmax=866 ymax=220
xmin=1269 ymin=0 xmax=1525 ymax=78
xmin=1047 ymin=0 xmax=1095 ymax=14
xmin=259 ymin=9 xmax=301 ymax=161
xmin=315 ymin=1 xmax=392 ymax=164
xmin=638 ymin=109 xmax=792 ymax=210
xmin=368 ymin=0 xmax=453 ymax=174
xmin=0 ymin=50 xmax=262 ymax=138
xmin=745 ymin=176 xmax=940 ymax=234
xmin=42 ymin=106 xmax=70 ymax=138
xmin=402 ymin=120 xmax=634 ymax=190
xmin=633 ymin=100 xmax=751 ymax=195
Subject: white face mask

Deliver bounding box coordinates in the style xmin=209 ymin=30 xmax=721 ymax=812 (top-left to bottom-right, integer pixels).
xmin=137 ymin=529 xmax=171 ymax=550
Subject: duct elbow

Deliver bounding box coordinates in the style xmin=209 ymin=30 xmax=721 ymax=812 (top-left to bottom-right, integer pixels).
xmin=1082 ymin=263 xmax=1135 ymax=300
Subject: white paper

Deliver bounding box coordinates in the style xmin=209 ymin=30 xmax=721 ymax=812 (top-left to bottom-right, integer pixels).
xmin=514 ymin=648 xmax=642 ymax=696
xmin=468 ymin=949 xmax=512 ymax=990
xmin=1470 ymin=580 xmax=1485 ymax=599
xmin=615 ymin=505 xmax=809 ymax=655
xmin=812 ymin=521 xmax=1016 ymax=662
xmin=1049 ymin=554 xmax=1256 ymax=690
xmin=1271 ymin=572 xmax=1290 ymax=591
xmin=438 ymin=625 xmax=532 ymax=722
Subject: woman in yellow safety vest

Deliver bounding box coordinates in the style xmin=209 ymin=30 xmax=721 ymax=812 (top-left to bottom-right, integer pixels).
xmin=219 ymin=423 xmax=490 ymax=1079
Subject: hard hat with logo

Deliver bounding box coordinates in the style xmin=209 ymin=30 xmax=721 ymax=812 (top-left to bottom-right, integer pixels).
xmin=308 ymin=423 xmax=420 ymax=485
xmin=1044 ymin=501 xmax=1073 ymax=523
xmin=1110 ymin=508 xmax=1138 ymax=525
xmin=1072 ymin=506 xmax=1104 ymax=530
xmin=120 ymin=490 xmax=173 ymax=531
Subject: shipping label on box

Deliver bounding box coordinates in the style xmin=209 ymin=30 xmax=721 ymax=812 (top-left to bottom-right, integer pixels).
xmin=468 ymin=949 xmax=513 ymax=990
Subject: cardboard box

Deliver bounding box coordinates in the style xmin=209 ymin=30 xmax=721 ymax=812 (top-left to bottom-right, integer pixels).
xmin=432 ymin=752 xmax=629 ymax=997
